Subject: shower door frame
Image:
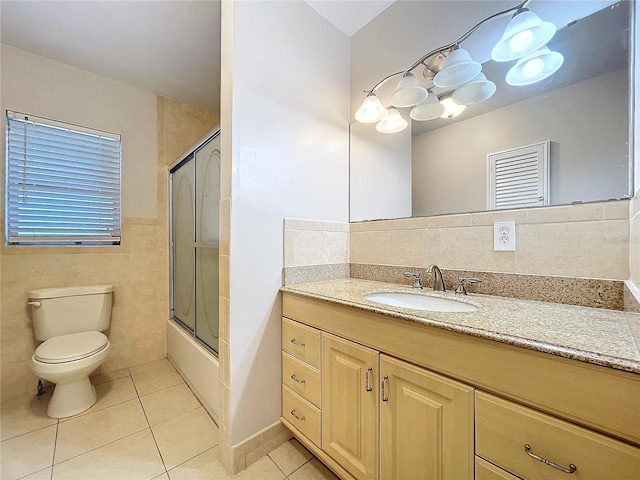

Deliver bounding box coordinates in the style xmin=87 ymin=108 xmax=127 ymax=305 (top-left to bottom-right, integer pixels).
xmin=169 ymin=127 xmax=221 ymax=357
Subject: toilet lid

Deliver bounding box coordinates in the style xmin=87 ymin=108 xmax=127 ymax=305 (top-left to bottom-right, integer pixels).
xmin=35 ymin=331 xmax=109 ymax=364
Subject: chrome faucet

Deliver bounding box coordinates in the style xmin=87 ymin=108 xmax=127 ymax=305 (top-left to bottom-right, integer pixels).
xmin=403 ymin=272 xmax=423 ymax=289
xmin=426 ymin=264 xmax=446 ymax=292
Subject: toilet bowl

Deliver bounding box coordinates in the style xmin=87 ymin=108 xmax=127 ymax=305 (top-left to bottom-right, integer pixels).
xmin=28 ymin=285 xmax=113 ymax=418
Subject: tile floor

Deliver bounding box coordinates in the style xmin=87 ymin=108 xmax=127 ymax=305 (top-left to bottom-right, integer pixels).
xmin=0 ymin=359 xmax=338 ymax=480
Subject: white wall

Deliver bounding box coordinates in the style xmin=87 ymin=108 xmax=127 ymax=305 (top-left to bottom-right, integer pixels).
xmin=350 ymin=122 xmax=411 ymax=221
xmin=412 ymin=70 xmax=629 ymax=216
xmin=1 ymin=44 xmax=157 ymax=218
xmin=226 ymin=1 xmax=349 ymax=444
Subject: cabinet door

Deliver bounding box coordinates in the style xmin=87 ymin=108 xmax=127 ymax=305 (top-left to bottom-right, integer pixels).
xmin=380 ymin=354 xmax=474 ymax=480
xmin=322 ymin=333 xmax=378 ymax=480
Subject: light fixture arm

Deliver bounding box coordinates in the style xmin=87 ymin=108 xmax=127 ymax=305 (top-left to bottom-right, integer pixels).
xmin=366 ymin=0 xmax=530 ymax=94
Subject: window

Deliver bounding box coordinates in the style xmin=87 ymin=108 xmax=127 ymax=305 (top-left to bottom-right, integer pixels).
xmin=5 ymin=111 xmax=121 ymax=245
xmin=487 ymin=141 xmax=550 ymax=210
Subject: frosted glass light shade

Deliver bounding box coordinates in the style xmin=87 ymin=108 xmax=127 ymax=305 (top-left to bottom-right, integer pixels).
xmin=492 ymin=9 xmax=556 ymax=62
xmin=376 ymin=108 xmax=408 ymax=133
xmin=355 ymin=93 xmax=388 ymax=123
xmin=506 ymin=46 xmax=564 ymax=86
xmin=410 ymin=93 xmax=445 ymax=121
xmin=433 ymin=48 xmax=482 ymax=88
xmin=390 ymin=72 xmax=428 ymax=108
xmin=452 ymin=72 xmax=496 ymax=105
xmin=439 ymin=95 xmax=466 ymax=119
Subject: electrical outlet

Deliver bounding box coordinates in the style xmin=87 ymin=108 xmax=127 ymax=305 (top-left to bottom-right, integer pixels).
xmin=494 ymin=221 xmax=515 ymax=251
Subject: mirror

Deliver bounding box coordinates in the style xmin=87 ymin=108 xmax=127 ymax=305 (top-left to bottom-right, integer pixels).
xmin=349 ymin=0 xmax=631 ymax=221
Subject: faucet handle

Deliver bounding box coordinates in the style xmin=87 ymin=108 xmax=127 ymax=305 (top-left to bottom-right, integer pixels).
xmin=455 ymin=277 xmax=481 ymax=295
xmin=403 ymin=272 xmax=423 ymax=289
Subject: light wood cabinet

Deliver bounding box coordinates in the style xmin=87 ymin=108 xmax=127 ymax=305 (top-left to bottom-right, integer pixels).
xmin=476 ymin=391 xmax=640 ymax=479
xmin=322 ymin=333 xmax=379 ymax=480
xmin=281 ymin=292 xmax=640 ymax=480
xmin=380 ymin=354 xmax=474 ymax=480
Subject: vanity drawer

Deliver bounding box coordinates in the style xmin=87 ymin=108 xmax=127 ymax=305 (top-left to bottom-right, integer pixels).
xmin=475 ymin=457 xmax=521 ymax=480
xmin=282 ymin=352 xmax=321 ymax=407
xmin=282 ymin=317 xmax=321 ymax=368
xmin=282 ymin=385 xmax=321 ymax=447
xmin=476 ymin=391 xmax=640 ymax=480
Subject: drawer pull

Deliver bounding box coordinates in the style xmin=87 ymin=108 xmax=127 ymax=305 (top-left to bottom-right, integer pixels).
xmin=290 ymin=338 xmax=305 ymax=347
xmin=365 ymin=367 xmax=373 ymax=392
xmin=290 ymin=374 xmax=305 ymax=384
xmin=381 ymin=375 xmax=389 ymax=402
xmin=524 ymin=444 xmax=577 ymax=474
xmin=290 ymin=409 xmax=305 ymax=421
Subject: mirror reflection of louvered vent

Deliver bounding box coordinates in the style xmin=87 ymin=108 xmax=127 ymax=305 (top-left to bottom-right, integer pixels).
xmin=488 ymin=141 xmax=550 ymax=210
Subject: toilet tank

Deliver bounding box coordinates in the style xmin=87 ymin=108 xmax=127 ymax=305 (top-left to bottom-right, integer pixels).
xmin=29 ymin=285 xmax=114 ymax=341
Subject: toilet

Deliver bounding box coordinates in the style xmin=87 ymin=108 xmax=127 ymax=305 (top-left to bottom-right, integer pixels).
xmin=29 ymin=285 xmax=113 ymax=418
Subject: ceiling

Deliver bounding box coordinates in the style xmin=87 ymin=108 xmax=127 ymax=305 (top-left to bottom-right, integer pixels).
xmin=0 ymin=0 xmax=392 ymax=114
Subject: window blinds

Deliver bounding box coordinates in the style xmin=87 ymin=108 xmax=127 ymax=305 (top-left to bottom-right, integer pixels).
xmin=6 ymin=111 xmax=121 ymax=245
xmin=488 ymin=141 xmax=549 ymax=211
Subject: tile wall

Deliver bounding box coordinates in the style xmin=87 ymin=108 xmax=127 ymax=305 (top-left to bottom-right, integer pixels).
xmin=350 ymin=200 xmax=630 ymax=281
xmin=0 ymin=97 xmax=217 ymax=400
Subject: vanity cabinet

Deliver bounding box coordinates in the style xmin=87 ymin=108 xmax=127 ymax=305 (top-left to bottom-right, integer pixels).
xmin=281 ymin=292 xmax=640 ymax=480
xmin=380 ymin=355 xmax=473 ymax=479
xmin=322 ymin=333 xmax=378 ymax=480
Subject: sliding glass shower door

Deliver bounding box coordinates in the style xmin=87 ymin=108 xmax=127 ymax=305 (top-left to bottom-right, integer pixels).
xmin=170 ymin=131 xmax=220 ymax=354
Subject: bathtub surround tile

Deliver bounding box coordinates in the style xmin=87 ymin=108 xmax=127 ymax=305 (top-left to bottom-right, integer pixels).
xmin=140 ymin=383 xmax=201 ymax=426
xmin=54 ymin=399 xmax=148 ymax=464
xmin=51 ymin=429 xmax=165 ymax=480
xmin=130 ymin=362 xmax=184 ymax=396
xmin=0 ymin=424 xmax=57 ymax=480
xmin=268 ymin=438 xmax=313 ymax=476
xmin=151 ymin=407 xmax=220 ymax=470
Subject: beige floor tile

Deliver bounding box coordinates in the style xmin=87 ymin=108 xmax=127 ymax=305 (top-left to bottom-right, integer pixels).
xmin=54 ymin=399 xmax=148 ymax=464
xmin=141 ymin=383 xmax=200 ymax=426
xmin=52 ymin=429 xmax=165 ymax=480
xmin=1 ymin=388 xmax=57 ymax=441
xmin=154 ymin=474 xmax=170 ymax=480
xmin=167 ymin=447 xmax=229 ymax=480
xmin=61 ymin=376 xmax=138 ymax=422
xmin=129 ymin=358 xmax=172 ymax=376
xmin=0 ymin=424 xmax=57 ymax=480
xmin=132 ymin=363 xmax=183 ymax=396
xmin=90 ymin=368 xmax=130 ymax=386
xmin=152 ymin=407 xmax=219 ymax=470
xmin=268 ymin=438 xmax=312 ymax=476
xmin=21 ymin=467 xmax=52 ymax=479
xmin=288 ymin=458 xmax=338 ymax=480
xmin=233 ymin=456 xmax=285 ymax=480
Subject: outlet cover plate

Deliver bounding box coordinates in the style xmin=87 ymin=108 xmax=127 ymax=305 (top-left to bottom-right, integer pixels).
xmin=494 ymin=220 xmax=515 ymax=251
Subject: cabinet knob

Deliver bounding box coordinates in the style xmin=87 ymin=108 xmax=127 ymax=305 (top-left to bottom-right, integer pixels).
xmin=290 ymin=374 xmax=305 ymax=384
xmin=381 ymin=375 xmax=389 ymax=402
xmin=290 ymin=409 xmax=305 ymax=421
xmin=365 ymin=367 xmax=373 ymax=392
xmin=290 ymin=338 xmax=305 ymax=347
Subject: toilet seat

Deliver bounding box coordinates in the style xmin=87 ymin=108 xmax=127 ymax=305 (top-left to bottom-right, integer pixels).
xmin=34 ymin=331 xmax=109 ymax=364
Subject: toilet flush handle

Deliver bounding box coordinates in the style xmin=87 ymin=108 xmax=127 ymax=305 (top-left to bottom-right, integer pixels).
xmin=28 ymin=301 xmax=41 ymax=307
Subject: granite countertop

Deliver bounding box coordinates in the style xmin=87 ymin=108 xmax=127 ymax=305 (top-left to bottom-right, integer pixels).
xmin=281 ymin=278 xmax=640 ymax=374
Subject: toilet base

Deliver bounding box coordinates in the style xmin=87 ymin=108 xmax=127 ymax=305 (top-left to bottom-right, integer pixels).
xmin=47 ymin=377 xmax=97 ymax=418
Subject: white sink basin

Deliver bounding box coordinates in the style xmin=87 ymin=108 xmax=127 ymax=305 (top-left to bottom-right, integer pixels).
xmin=365 ymin=293 xmax=478 ymax=312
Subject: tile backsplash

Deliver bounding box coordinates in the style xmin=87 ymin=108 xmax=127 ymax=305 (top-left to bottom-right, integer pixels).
xmin=283 ymin=200 xmax=637 ymax=310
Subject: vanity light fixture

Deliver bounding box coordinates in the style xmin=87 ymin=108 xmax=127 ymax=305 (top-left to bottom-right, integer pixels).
xmin=439 ymin=94 xmax=467 ymax=119
xmin=410 ymin=93 xmax=446 ymax=121
xmin=505 ymin=46 xmax=564 ymax=86
xmin=390 ymin=72 xmax=428 ymax=107
xmin=355 ymin=0 xmax=562 ymax=132
xmin=376 ymin=107 xmax=408 ymax=133
xmin=491 ymin=8 xmax=557 ymax=62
